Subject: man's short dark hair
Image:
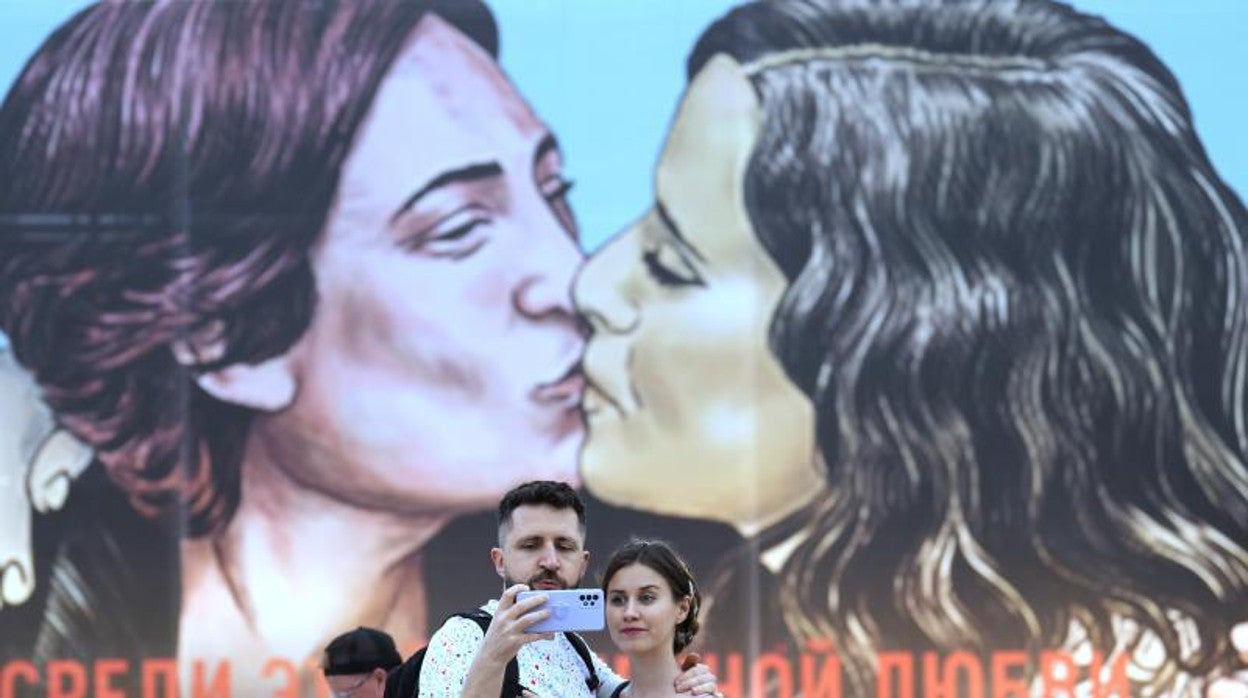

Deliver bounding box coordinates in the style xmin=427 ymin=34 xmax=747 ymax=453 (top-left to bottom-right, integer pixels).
xmin=497 ymin=481 xmax=585 ymax=541
xmin=322 ymin=627 xmax=402 ymax=676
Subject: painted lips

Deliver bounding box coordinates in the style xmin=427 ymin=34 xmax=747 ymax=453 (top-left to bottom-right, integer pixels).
xmin=533 ymin=360 xmax=584 ymax=407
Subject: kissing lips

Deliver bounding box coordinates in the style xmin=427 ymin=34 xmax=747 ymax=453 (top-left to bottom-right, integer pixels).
xmin=533 ymin=360 xmax=584 ymax=408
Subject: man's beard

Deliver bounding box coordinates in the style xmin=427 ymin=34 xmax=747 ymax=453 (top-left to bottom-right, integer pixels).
xmin=505 ymin=569 xmax=580 ymax=590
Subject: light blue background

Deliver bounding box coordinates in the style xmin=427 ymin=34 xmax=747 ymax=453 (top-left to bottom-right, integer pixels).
xmin=2 ymin=1 xmax=1244 ymax=251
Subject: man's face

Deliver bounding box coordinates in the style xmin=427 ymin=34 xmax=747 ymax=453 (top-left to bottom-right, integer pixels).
xmin=253 ymin=15 xmax=586 ymax=514
xmin=492 ymin=504 xmax=588 ymax=590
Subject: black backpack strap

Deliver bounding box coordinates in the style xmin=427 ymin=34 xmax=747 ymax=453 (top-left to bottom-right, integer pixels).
xmin=456 ymin=611 xmax=523 ymax=698
xmin=562 ymin=631 xmax=601 ymax=691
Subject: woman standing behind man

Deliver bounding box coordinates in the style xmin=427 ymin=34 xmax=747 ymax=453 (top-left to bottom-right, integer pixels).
xmin=601 ymin=540 xmax=703 ymax=698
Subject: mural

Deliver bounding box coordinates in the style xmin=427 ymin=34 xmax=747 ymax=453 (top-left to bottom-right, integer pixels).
xmin=1 ymin=1 xmax=1246 ymax=696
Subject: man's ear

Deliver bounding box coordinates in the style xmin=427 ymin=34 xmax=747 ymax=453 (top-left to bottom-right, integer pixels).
xmin=171 ymin=323 xmax=296 ymax=412
xmin=490 ymin=547 xmax=505 ymax=579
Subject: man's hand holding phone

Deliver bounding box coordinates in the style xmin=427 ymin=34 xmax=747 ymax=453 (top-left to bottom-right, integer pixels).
xmin=477 ymin=584 xmax=554 ymax=666
xmin=516 ymin=588 xmax=605 ymax=633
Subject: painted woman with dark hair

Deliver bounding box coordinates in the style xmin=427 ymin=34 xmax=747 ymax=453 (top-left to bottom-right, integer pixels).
xmin=0 ymin=0 xmax=587 ymax=690
xmin=574 ymin=0 xmax=1248 ymax=694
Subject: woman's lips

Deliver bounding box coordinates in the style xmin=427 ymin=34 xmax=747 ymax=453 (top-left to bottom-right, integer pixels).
xmin=532 ymin=361 xmax=584 ymax=407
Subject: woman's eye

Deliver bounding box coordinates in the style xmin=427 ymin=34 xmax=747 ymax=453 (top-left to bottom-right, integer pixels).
xmin=540 ymin=175 xmax=578 ymax=237
xmin=540 ymin=175 xmax=574 ymax=201
xmin=643 ymin=244 xmax=703 ymax=287
xmin=404 ymin=208 xmax=490 ymax=259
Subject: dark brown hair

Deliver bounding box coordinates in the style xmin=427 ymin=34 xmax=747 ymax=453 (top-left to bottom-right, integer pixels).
xmin=0 ymin=0 xmax=497 ymax=536
xmin=602 ymin=539 xmax=701 ymax=654
xmin=690 ymin=0 xmax=1248 ymax=692
xmin=497 ymin=480 xmax=587 ymax=544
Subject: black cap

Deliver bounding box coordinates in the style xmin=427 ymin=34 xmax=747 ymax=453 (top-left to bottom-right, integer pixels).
xmin=322 ymin=627 xmax=402 ymax=676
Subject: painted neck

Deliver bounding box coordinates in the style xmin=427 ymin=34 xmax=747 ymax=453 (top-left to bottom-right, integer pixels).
xmin=177 ymin=429 xmax=450 ymax=682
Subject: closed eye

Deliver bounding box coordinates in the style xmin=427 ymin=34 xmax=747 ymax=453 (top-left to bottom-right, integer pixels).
xmin=643 ymin=246 xmax=703 ymax=287
xmin=401 ymin=206 xmax=490 ymax=259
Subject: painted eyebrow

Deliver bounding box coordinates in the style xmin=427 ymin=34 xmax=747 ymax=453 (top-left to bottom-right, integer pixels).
xmin=390 ymin=161 xmax=503 ymax=223
xmin=655 ymin=199 xmax=707 ymax=264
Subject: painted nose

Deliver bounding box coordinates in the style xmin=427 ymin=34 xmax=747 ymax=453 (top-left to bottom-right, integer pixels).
xmin=513 ymin=210 xmax=585 ymax=323
xmin=573 ymin=224 xmax=640 ymax=336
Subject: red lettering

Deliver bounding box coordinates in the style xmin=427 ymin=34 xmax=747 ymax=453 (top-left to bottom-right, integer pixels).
xmin=990 ymin=651 xmax=1029 ymax=698
xmin=264 ymin=658 xmax=299 ymax=698
xmin=46 ymin=661 xmax=86 ymax=698
xmin=704 ymin=653 xmax=745 ymax=698
xmin=751 ymin=651 xmax=793 ymax=698
xmin=93 ymin=659 xmax=128 ymax=698
xmin=611 ymin=654 xmax=631 ymax=680
xmin=192 ymin=660 xmax=231 ymax=698
xmin=800 ymin=648 xmax=842 ymax=698
xmin=141 ymin=659 xmax=179 ymax=698
xmin=1087 ymin=651 xmax=1131 ymax=698
xmin=922 ymin=652 xmax=983 ymax=698
xmin=1040 ymin=651 xmax=1077 ymax=697
xmin=877 ymin=652 xmax=914 ymax=698
xmin=2 ymin=661 xmax=39 ymax=698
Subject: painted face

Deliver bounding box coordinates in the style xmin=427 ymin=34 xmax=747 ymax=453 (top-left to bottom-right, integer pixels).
xmin=574 ymin=56 xmax=820 ymax=533
xmin=491 ymin=504 xmax=588 ymax=591
xmin=251 ymin=16 xmax=585 ymax=513
xmin=605 ymin=563 xmax=689 ymax=656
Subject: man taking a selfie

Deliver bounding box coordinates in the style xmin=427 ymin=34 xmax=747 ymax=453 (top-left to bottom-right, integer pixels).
xmin=418 ymin=481 xmax=718 ymax=697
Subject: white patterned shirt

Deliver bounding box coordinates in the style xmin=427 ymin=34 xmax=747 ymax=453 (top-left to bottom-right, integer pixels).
xmin=418 ymin=600 xmax=625 ymax=698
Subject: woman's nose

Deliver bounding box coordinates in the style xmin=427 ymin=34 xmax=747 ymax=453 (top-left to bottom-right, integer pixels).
xmin=573 ymin=225 xmax=641 ymax=336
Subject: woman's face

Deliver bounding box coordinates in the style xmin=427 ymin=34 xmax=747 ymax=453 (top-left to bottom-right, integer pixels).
xmin=605 ymin=562 xmax=688 ymax=656
xmin=574 ymin=56 xmax=820 ymax=532
xmin=238 ymin=16 xmax=586 ymax=514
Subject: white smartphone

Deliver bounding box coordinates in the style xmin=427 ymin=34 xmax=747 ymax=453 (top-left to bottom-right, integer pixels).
xmin=516 ymin=588 xmax=605 ymax=633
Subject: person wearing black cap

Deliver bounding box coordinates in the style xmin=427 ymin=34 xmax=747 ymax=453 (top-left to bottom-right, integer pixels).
xmin=322 ymin=627 xmax=403 ymax=698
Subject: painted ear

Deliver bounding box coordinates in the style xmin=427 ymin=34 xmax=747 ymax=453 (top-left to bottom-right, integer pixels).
xmin=29 ymin=430 xmax=93 ymax=513
xmin=171 ymin=322 xmax=296 ymax=412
